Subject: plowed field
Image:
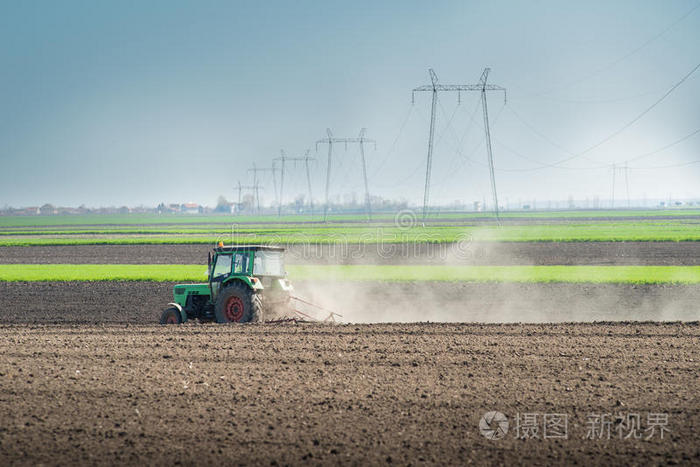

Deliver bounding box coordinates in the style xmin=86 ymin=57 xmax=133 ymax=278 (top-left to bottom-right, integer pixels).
xmin=0 ymin=323 xmax=698 ymax=465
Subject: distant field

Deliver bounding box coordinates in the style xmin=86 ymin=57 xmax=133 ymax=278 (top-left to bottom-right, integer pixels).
xmin=0 ymin=210 xmax=698 ymax=245
xmin=0 ymin=220 xmax=698 ymax=245
xmin=1 ymin=209 xmax=699 ymax=227
xmin=1 ymin=264 xmax=699 ymax=284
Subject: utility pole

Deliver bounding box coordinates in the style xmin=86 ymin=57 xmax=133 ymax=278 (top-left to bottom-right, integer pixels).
xmin=273 ymin=150 xmax=316 ymax=217
xmin=412 ymin=68 xmax=506 ymax=221
xmin=316 ymin=128 xmax=376 ymax=222
xmin=248 ymin=164 xmax=279 ymax=214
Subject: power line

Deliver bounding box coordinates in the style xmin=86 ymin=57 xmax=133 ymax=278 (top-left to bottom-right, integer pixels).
xmin=520 ymin=2 xmax=700 ymax=98
xmin=247 ymin=164 xmax=279 ymax=212
xmin=235 ymin=181 xmax=263 ymax=215
xmin=505 ymin=105 xmax=597 ymax=163
xmin=610 ymin=163 xmax=631 ymax=208
xmin=493 ymin=123 xmax=700 ymax=172
xmin=504 ymin=61 xmax=700 ymax=170
xmin=434 ymin=99 xmax=462 ymax=147
xmin=625 ymin=126 xmax=700 ymax=164
xmin=431 ymin=96 xmax=486 ymax=188
xmin=316 ymin=128 xmax=376 ymax=221
xmin=412 ymin=68 xmax=506 ymax=220
xmin=433 ymin=102 xmax=506 ymax=184
xmin=576 ymin=61 xmax=700 ymax=155
xmin=456 ymin=94 xmax=485 ymax=150
xmin=599 ymin=3 xmax=700 ymax=71
xmin=368 ymin=104 xmax=415 ymax=178
xmin=511 ymin=89 xmax=658 ymax=104
xmin=628 ymin=159 xmax=700 ymax=170
xmin=372 ymin=158 xmax=425 ymax=190
xmin=423 ymin=98 xmax=508 ymax=205
xmin=273 ymin=150 xmax=316 ymax=217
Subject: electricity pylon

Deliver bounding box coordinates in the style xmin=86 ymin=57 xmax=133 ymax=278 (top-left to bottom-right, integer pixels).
xmin=235 ymin=181 xmax=262 ymax=214
xmin=610 ymin=162 xmax=631 ymax=208
xmin=273 ymin=150 xmax=316 ymax=217
xmin=316 ymin=128 xmax=376 ymax=222
xmin=412 ymin=68 xmax=506 ymax=220
xmin=247 ymin=164 xmax=279 ymax=213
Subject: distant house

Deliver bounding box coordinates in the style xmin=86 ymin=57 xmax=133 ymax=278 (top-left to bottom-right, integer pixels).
xmin=181 ymin=202 xmax=202 ymax=214
xmin=39 ymin=204 xmax=57 ymax=215
xmin=17 ymin=207 xmax=40 ymax=215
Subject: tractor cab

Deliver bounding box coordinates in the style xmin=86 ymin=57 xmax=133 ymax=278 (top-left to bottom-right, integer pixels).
xmin=208 ymin=245 xmax=290 ymax=300
xmin=161 ymin=245 xmax=293 ymax=324
xmin=209 ymin=245 xmax=285 ymax=280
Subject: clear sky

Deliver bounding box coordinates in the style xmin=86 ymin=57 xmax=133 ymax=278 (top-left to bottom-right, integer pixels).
xmin=1 ymin=0 xmax=698 ymax=208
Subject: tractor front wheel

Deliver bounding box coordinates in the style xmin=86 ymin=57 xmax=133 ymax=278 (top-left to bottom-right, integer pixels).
xmin=214 ymin=283 xmax=263 ymax=324
xmin=160 ymin=307 xmax=183 ymax=324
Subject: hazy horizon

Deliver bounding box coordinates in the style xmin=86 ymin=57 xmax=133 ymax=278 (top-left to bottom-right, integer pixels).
xmin=1 ymin=0 xmax=699 ymax=209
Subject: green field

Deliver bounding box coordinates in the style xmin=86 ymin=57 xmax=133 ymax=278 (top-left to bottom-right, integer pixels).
xmin=0 ymin=221 xmax=699 ymax=245
xmin=0 ymin=210 xmax=698 ymax=245
xmin=1 ymin=264 xmax=699 ymax=284
xmin=1 ymin=209 xmax=698 ymax=227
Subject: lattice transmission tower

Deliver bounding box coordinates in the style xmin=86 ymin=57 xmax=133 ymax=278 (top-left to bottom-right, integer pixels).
xmin=235 ymin=181 xmax=262 ymax=214
xmin=273 ymin=150 xmax=316 ymax=217
xmin=412 ymin=68 xmax=506 ymax=220
xmin=316 ymin=128 xmax=376 ymax=222
xmin=247 ymin=164 xmax=279 ymax=213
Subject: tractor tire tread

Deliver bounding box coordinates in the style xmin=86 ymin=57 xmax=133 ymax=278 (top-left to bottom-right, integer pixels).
xmin=160 ymin=307 xmax=182 ymax=325
xmin=251 ymin=293 xmax=263 ymax=323
xmin=214 ymin=281 xmax=259 ymax=324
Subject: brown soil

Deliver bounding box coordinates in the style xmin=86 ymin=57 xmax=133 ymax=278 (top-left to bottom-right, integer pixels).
xmin=1 ymin=281 xmax=698 ymax=325
xmin=2 ymin=241 xmax=699 ymax=265
xmin=0 ymin=323 xmax=697 ymax=465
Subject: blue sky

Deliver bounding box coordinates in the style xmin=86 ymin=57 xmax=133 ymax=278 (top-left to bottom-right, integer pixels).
xmin=0 ymin=0 xmax=698 ymax=208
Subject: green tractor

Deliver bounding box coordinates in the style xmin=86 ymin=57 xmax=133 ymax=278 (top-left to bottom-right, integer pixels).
xmin=160 ymin=245 xmax=294 ymax=324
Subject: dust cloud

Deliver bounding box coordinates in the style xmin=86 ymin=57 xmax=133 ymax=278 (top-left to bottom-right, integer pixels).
xmin=287 ymin=227 xmax=700 ymax=324
xmin=293 ymin=281 xmax=700 ymax=324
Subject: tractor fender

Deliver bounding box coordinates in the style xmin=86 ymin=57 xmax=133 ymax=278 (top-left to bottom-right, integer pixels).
xmin=167 ymin=303 xmax=187 ymax=323
xmin=224 ymin=277 xmax=263 ymax=291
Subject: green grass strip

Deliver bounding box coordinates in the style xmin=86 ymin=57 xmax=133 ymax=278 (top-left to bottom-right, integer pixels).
xmin=1 ymin=221 xmax=699 ymax=245
xmin=0 ymin=264 xmax=699 ymax=284
xmin=1 ymin=209 xmax=699 ymax=227
xmin=0 ymin=264 xmax=208 ymax=282
xmin=289 ymin=265 xmax=700 ymax=284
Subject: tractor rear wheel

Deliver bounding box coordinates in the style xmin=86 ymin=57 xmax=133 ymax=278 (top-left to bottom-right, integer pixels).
xmin=160 ymin=307 xmax=182 ymax=324
xmin=215 ymin=283 xmax=263 ymax=323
